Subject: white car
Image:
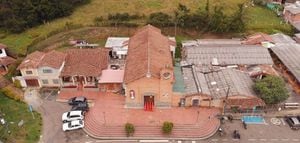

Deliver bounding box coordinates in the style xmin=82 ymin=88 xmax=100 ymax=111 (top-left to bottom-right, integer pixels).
xmin=62 ymin=120 xmax=84 ymax=131
xmin=62 ymin=110 xmax=84 ymax=122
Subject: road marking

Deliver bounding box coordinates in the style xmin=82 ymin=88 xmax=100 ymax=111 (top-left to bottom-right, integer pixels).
xmin=292 ymin=139 xmax=299 ymax=142
xmin=248 ymin=139 xmax=256 ymax=141
xmin=211 ymin=139 xmax=218 ymax=142
xmin=191 ymin=141 xmax=196 ymax=143
xmin=259 ymin=139 xmax=267 ymax=141
xmin=281 ymin=139 xmax=289 ymax=141
xmin=140 ymin=140 xmax=169 ymax=143
xmin=177 ymin=141 xmax=182 ymax=143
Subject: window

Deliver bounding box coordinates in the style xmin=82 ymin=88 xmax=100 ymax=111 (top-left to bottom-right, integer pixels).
xmin=42 ymin=79 xmax=48 ymax=84
xmin=43 ymin=69 xmax=52 ymax=73
xmin=25 ymin=71 xmax=33 ymax=75
xmin=53 ymin=79 xmax=59 ymax=84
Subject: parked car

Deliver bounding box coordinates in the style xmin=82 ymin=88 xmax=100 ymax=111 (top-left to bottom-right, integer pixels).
xmin=62 ymin=120 xmax=84 ymax=131
xmin=62 ymin=110 xmax=84 ymax=122
xmin=71 ymin=102 xmax=89 ymax=112
xmin=285 ymin=116 xmax=300 ymax=130
xmin=68 ymin=96 xmax=87 ymax=105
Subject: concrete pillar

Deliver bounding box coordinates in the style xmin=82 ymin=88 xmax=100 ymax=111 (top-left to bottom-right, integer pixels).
xmin=72 ymin=76 xmax=75 ymax=85
xmin=84 ymin=76 xmax=87 ymax=85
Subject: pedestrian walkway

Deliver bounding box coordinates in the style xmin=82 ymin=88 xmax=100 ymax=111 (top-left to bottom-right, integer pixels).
xmin=84 ymin=94 xmax=221 ymax=140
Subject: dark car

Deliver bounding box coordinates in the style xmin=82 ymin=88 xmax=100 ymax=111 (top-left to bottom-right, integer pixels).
xmin=71 ymin=102 xmax=89 ymax=112
xmin=68 ymin=96 xmax=87 ymax=105
xmin=285 ymin=116 xmax=300 ymax=130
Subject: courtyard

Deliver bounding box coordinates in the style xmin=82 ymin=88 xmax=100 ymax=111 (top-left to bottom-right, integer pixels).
xmin=82 ymin=93 xmax=221 ymax=139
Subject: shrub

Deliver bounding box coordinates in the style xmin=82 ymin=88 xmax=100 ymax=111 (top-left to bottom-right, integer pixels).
xmin=0 ymin=87 xmax=23 ymax=102
xmin=162 ymin=121 xmax=173 ymax=134
xmin=125 ymin=123 xmax=135 ymax=137
xmin=147 ymin=12 xmax=173 ymax=27
xmin=13 ymin=79 xmax=22 ymax=88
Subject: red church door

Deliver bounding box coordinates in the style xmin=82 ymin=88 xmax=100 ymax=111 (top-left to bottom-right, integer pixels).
xmin=144 ymin=96 xmax=154 ymax=111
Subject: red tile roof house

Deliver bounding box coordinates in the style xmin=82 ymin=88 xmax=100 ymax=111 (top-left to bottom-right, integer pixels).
xmin=16 ymin=51 xmax=66 ymax=88
xmin=283 ymin=2 xmax=300 ymax=30
xmin=60 ymin=48 xmax=109 ymax=91
xmin=0 ymin=44 xmax=16 ymax=73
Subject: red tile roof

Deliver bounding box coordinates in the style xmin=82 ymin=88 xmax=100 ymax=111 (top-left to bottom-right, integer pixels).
xmin=227 ymin=97 xmax=266 ymax=109
xmin=124 ymin=25 xmax=173 ymax=83
xmin=38 ymin=51 xmax=66 ymax=69
xmin=61 ymin=48 xmax=109 ymax=77
xmin=242 ymin=32 xmax=274 ymax=45
xmin=0 ymin=56 xmax=16 ymax=66
xmin=17 ymin=51 xmax=45 ymax=69
xmin=0 ymin=44 xmax=7 ymax=49
xmin=18 ymin=50 xmax=66 ymax=70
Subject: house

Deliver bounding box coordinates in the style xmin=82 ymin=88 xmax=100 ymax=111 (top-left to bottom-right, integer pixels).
xmin=104 ymin=36 xmax=176 ymax=60
xmin=270 ymin=33 xmax=297 ymax=44
xmin=98 ymin=69 xmax=124 ymax=92
xmin=182 ymin=65 xmax=265 ymax=109
xmin=105 ymin=37 xmax=129 ymax=59
xmin=60 ymin=48 xmax=109 ymax=91
xmin=270 ymin=43 xmax=300 ymax=90
xmin=0 ymin=44 xmax=16 ymax=72
xmin=17 ymin=51 xmax=66 ymax=87
xmin=283 ymin=1 xmax=300 ymax=30
xmin=182 ymin=39 xmax=274 ymax=66
xmin=123 ymin=25 xmax=174 ymax=109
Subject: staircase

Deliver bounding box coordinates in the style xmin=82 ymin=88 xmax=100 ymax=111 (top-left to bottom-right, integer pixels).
xmin=84 ymin=111 xmax=220 ymax=139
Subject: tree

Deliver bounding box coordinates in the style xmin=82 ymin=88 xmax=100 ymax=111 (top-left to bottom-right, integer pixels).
xmin=147 ymin=12 xmax=173 ymax=27
xmin=228 ymin=4 xmax=246 ymax=33
xmin=253 ymin=75 xmax=289 ymax=105
xmin=209 ymin=6 xmax=229 ymax=32
xmin=0 ymin=0 xmax=89 ymax=33
xmin=174 ymin=3 xmax=190 ymax=27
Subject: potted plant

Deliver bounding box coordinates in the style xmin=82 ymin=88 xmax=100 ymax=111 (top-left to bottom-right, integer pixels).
xmin=162 ymin=121 xmax=173 ymax=134
xmin=125 ymin=123 xmax=135 ymax=137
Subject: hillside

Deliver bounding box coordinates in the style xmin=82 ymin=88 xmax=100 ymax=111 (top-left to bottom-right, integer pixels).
xmin=0 ymin=0 xmax=292 ymax=56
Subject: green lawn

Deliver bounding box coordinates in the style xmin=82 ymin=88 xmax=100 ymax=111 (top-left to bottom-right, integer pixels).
xmin=0 ymin=92 xmax=42 ymax=143
xmin=0 ymin=0 xmax=293 ymax=56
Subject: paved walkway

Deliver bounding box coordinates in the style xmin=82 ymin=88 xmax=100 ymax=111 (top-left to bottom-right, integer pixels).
xmin=57 ymin=90 xmax=105 ymax=101
xmin=84 ymin=94 xmax=221 ymax=139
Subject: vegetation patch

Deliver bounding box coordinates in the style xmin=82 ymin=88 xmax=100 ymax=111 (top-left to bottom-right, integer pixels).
xmin=254 ymin=75 xmax=289 ymax=105
xmin=0 ymin=92 xmax=42 ymax=143
xmin=162 ymin=121 xmax=174 ymax=134
xmin=0 ymin=0 xmax=293 ymax=56
xmin=124 ymin=123 xmax=135 ymax=137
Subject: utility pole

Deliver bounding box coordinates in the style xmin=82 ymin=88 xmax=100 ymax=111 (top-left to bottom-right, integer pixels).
xmin=222 ymin=86 xmax=230 ymax=115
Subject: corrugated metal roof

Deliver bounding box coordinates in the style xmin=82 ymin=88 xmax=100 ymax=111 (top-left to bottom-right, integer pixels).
xmin=270 ymin=33 xmax=296 ymax=44
xmin=271 ymin=43 xmax=300 ymax=82
xmin=183 ymin=45 xmax=273 ymax=65
xmin=182 ymin=66 xmax=256 ymax=99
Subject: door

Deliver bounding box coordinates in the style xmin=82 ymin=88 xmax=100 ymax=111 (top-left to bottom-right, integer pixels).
xmin=192 ymin=99 xmax=200 ymax=106
xmin=144 ymin=96 xmax=154 ymax=111
xmin=25 ymin=79 xmax=39 ymax=87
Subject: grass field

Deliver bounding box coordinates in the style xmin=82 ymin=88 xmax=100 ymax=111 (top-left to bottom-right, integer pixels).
xmin=0 ymin=0 xmax=293 ymax=56
xmin=0 ymin=92 xmax=42 ymax=143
